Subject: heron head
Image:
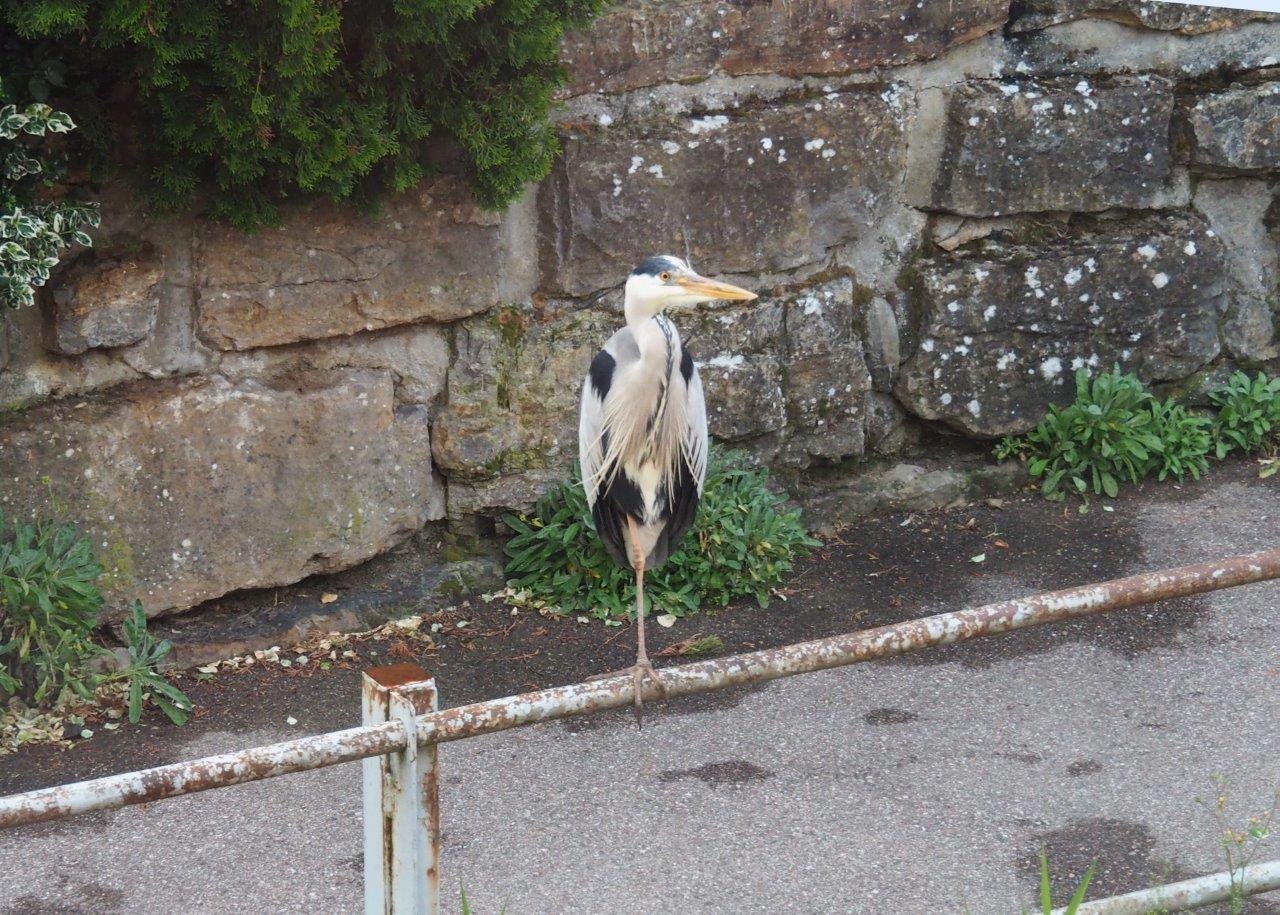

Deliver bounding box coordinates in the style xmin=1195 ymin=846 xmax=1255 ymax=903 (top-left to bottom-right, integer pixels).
xmin=624 ymin=255 xmax=757 ymax=323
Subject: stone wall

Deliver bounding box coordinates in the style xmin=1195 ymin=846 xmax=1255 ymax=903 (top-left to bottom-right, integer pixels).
xmin=1 ymin=0 xmax=1277 ymax=618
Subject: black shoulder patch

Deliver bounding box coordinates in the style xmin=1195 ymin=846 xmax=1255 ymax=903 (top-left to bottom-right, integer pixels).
xmin=679 ymin=343 xmax=694 ymax=384
xmin=588 ymin=350 xmax=615 ymax=399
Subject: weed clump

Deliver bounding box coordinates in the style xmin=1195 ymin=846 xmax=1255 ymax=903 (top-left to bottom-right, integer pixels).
xmin=995 ymin=368 xmax=1279 ymax=504
xmin=501 ymin=447 xmax=818 ymax=621
xmin=0 ymin=513 xmax=191 ymax=728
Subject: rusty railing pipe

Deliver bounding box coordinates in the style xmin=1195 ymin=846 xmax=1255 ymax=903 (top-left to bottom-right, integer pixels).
xmin=417 ymin=547 xmax=1280 ymax=744
xmin=1054 ymin=858 xmax=1280 ymax=913
xmin=2 ymin=547 xmax=1278 ymax=829
xmin=0 ymin=721 xmax=407 ymax=828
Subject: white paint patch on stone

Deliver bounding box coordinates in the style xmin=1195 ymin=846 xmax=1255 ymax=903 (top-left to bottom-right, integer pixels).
xmin=701 ymin=353 xmax=746 ymax=371
xmin=686 ymin=115 xmax=729 ymax=134
xmin=1024 ymin=266 xmax=1045 ymax=299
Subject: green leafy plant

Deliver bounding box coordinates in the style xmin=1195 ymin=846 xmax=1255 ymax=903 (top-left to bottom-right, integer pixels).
xmin=109 ymin=601 xmax=191 ymax=725
xmin=1209 ymin=371 xmax=1280 ymax=459
xmin=0 ymin=79 xmax=98 ymax=308
xmin=0 ymin=512 xmax=104 ymax=702
xmin=501 ymin=447 xmax=820 ymax=621
xmin=994 ymin=434 xmax=1029 ymax=462
xmin=1029 ymin=847 xmax=1095 ymax=914
xmin=0 ymin=513 xmax=190 ymax=724
xmin=1022 ymin=367 xmax=1167 ymax=501
xmin=996 ymin=367 xmax=1216 ymax=504
xmin=2 ymin=0 xmax=605 ymax=229
xmin=1148 ymin=399 xmax=1212 ymax=483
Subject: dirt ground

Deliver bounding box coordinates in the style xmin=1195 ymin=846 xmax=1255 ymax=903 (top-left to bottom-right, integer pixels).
xmin=1 ymin=459 xmax=1278 ymax=913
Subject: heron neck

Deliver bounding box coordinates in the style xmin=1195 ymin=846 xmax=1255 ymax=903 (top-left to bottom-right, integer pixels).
xmin=626 ymin=307 xmax=670 ymax=349
xmin=624 ymin=290 xmax=677 ymax=364
xmin=623 ymin=294 xmax=650 ymax=331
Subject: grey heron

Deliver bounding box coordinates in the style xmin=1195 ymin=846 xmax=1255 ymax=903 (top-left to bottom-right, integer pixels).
xmin=578 ymin=255 xmax=757 ymax=723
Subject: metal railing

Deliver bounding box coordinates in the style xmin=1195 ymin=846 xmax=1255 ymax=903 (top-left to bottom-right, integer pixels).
xmin=2 ymin=548 xmax=1279 ymax=913
xmin=1062 ymin=860 xmax=1280 ymax=914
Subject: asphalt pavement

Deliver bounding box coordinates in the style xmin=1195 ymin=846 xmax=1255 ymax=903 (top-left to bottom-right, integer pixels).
xmin=1 ymin=465 xmax=1278 ymax=914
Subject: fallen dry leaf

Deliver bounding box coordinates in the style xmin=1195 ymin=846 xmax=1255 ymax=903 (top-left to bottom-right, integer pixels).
xmin=657 ymin=634 xmax=725 ymax=658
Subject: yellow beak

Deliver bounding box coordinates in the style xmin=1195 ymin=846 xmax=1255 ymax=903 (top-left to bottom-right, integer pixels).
xmin=675 ymin=273 xmax=758 ymax=302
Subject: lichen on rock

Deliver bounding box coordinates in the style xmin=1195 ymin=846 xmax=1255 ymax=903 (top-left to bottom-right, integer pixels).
xmin=896 ymin=215 xmax=1225 ymax=436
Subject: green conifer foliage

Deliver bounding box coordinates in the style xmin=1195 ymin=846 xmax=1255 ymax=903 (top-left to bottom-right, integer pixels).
xmin=1 ymin=0 xmax=604 ymax=228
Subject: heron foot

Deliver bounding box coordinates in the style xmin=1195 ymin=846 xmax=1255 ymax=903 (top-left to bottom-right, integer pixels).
xmin=630 ymin=659 xmax=667 ymax=729
xmin=584 ymin=661 xmax=667 ymax=728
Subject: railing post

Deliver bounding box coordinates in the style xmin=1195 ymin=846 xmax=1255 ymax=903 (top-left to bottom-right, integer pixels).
xmin=362 ymin=664 xmax=441 ymax=915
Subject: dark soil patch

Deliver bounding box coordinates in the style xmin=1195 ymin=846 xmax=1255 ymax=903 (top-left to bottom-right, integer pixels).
xmin=658 ymin=760 xmax=775 ymax=788
xmin=864 ymin=707 xmax=920 ymax=725
xmin=2 ymin=879 xmax=125 ymax=915
xmin=1067 ymin=759 xmax=1104 ymax=777
xmin=0 ymin=461 xmax=1264 ymax=800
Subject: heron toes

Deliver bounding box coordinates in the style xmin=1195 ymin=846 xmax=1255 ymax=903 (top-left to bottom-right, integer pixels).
xmin=630 ymin=661 xmax=667 ymax=728
xmin=587 ymin=662 xmax=667 ymax=727
xmin=632 ymin=660 xmax=667 ymax=698
xmin=586 ymin=661 xmax=667 ymax=691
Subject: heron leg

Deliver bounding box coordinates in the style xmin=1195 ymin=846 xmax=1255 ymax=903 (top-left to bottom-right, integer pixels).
xmin=627 ymin=516 xmax=666 ymax=727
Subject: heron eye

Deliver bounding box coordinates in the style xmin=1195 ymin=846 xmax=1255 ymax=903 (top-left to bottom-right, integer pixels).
xmin=660 ymin=271 xmax=671 ymax=282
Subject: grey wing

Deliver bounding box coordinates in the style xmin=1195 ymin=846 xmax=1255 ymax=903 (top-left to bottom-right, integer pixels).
xmin=579 ymin=327 xmax=639 ymax=509
xmin=684 ymin=358 xmax=709 ymax=496
xmin=578 ymin=371 xmax=606 ymax=511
